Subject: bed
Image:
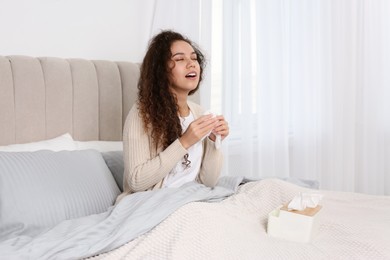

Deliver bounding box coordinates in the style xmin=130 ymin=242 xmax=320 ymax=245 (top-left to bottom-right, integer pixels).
xmin=1 ymin=55 xmax=389 ymax=260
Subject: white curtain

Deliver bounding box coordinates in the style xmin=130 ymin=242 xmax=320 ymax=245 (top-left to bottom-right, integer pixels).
xmin=217 ymin=0 xmax=390 ymax=195
xmin=146 ymin=0 xmax=389 ymax=195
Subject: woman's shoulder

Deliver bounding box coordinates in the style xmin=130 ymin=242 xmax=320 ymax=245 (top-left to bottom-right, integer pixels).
xmin=123 ymin=103 xmax=145 ymax=134
xmin=129 ymin=103 xmax=139 ymax=113
xmin=125 ymin=103 xmax=142 ymax=123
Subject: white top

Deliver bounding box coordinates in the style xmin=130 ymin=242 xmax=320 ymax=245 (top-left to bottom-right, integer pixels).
xmin=163 ymin=111 xmax=203 ymax=188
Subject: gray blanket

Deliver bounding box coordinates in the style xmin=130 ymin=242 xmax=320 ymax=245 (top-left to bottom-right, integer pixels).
xmin=0 ymin=177 xmax=244 ymax=260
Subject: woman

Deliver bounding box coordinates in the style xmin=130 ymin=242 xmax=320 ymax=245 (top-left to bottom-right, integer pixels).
xmin=117 ymin=30 xmax=229 ymax=201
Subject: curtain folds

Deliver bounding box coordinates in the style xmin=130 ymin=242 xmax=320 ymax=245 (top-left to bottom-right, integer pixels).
xmin=219 ymin=0 xmax=390 ymax=195
xmin=146 ymin=0 xmax=389 ymax=195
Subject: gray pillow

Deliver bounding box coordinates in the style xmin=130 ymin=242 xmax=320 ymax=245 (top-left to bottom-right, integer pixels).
xmin=101 ymin=151 xmax=124 ymax=192
xmin=0 ymin=150 xmax=120 ymax=240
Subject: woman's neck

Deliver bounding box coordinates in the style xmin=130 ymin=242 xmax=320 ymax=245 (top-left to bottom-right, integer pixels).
xmin=170 ymin=87 xmax=190 ymax=117
xmin=177 ymin=97 xmax=189 ymax=117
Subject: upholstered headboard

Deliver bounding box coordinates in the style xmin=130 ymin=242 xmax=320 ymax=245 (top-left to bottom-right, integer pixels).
xmin=0 ymin=55 xmax=139 ymax=145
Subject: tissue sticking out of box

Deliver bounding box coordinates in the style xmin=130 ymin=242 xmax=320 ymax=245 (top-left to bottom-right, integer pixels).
xmin=287 ymin=192 xmax=323 ymax=211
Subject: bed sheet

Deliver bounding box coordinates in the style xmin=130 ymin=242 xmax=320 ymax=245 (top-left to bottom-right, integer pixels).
xmin=92 ymin=179 xmax=390 ymax=260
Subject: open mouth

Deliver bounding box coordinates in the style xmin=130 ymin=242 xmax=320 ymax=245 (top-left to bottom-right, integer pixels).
xmin=185 ymin=72 xmax=197 ymax=78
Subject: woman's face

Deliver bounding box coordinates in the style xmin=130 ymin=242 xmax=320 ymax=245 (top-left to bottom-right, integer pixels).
xmin=168 ymin=40 xmax=200 ymax=96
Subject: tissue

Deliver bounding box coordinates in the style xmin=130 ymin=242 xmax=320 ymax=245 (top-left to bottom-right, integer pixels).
xmin=287 ymin=192 xmax=323 ymax=211
xmin=203 ymin=111 xmax=221 ymax=149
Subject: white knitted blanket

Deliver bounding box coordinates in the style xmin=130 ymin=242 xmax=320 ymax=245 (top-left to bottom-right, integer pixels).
xmin=92 ymin=179 xmax=390 ymax=260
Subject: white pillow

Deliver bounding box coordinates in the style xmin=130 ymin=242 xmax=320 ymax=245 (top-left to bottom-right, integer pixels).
xmin=74 ymin=141 xmax=123 ymax=152
xmin=0 ymin=133 xmax=76 ymax=152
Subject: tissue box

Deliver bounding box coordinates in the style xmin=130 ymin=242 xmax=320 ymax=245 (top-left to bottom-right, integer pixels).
xmin=267 ymin=204 xmax=322 ymax=243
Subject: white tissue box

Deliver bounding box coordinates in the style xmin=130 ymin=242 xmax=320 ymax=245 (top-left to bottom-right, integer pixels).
xmin=267 ymin=204 xmax=322 ymax=243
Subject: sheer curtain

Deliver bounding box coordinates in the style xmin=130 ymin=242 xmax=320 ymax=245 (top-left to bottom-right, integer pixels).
xmin=216 ymin=0 xmax=390 ymax=195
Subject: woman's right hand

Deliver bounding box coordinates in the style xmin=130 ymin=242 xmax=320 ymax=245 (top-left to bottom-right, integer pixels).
xmin=179 ymin=114 xmax=218 ymax=149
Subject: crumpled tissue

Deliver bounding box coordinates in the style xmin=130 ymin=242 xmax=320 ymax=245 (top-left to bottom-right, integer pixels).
xmin=287 ymin=192 xmax=323 ymax=211
xmin=203 ymin=111 xmax=221 ymax=149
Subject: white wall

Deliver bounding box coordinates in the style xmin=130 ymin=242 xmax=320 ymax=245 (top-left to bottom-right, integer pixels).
xmin=0 ymin=0 xmax=155 ymax=62
xmin=0 ymin=0 xmax=214 ymax=107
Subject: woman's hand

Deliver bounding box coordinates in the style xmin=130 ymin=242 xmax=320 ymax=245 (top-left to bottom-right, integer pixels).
xmin=179 ymin=114 xmax=218 ymax=149
xmin=209 ymin=115 xmax=229 ymax=142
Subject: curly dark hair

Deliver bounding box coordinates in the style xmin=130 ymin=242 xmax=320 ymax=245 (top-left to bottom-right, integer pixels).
xmin=137 ymin=30 xmax=206 ymax=156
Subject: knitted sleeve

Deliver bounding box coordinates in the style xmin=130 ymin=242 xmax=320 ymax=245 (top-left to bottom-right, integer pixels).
xmin=122 ymin=105 xmax=188 ymax=193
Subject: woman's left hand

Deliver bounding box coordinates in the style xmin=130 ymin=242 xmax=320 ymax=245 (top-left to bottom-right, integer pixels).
xmin=209 ymin=115 xmax=229 ymax=142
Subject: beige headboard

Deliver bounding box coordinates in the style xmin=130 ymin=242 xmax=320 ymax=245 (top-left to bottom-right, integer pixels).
xmin=0 ymin=55 xmax=139 ymax=145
